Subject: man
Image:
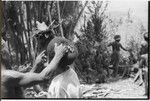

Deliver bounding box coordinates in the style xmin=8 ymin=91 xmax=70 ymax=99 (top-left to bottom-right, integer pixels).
xmin=1 ymin=40 xmax=68 ymax=98
xmin=138 ymin=32 xmax=148 ymax=95
xmin=142 ymin=33 xmax=148 ymax=96
xmin=141 ymin=54 xmax=148 ymax=96
xmin=132 ymin=32 xmax=148 ymax=96
xmin=133 ymin=41 xmax=148 ymax=84
xmin=46 ymin=37 xmax=82 ymax=98
xmin=108 ymin=35 xmax=129 ymax=77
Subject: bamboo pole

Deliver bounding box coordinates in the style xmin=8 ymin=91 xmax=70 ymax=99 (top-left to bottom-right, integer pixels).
xmin=2 ymin=3 xmax=13 ymax=65
xmin=25 ymin=2 xmax=32 ymax=62
xmin=47 ymin=2 xmax=56 ymax=35
xmin=56 ymin=1 xmax=64 ymax=38
xmin=69 ymin=1 xmax=88 ymax=35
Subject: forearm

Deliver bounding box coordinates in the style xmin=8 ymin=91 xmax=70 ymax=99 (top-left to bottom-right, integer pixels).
xmin=30 ymin=63 xmax=38 ymax=73
xmin=19 ymin=45 xmax=67 ymax=87
xmin=121 ymin=47 xmax=128 ymax=51
xmin=19 ymin=72 xmax=43 ymax=87
xmin=123 ymin=48 xmax=128 ymax=51
xmin=107 ymin=43 xmax=111 ymax=47
xmin=40 ymin=55 xmax=62 ymax=79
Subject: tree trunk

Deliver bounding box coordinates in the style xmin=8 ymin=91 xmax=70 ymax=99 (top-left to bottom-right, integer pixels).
xmin=47 ymin=2 xmax=56 ymax=35
xmin=57 ymin=1 xmax=64 ymax=38
xmin=26 ymin=2 xmax=33 ymax=63
xmin=70 ymin=1 xmax=88 ymax=35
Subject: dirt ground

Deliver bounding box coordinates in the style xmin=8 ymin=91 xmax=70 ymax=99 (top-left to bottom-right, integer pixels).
xmin=81 ymin=77 xmax=147 ymax=99
xmin=24 ymin=77 xmax=148 ymax=99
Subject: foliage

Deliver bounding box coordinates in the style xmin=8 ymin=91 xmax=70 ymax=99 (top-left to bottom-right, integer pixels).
xmin=74 ymin=1 xmax=110 ymax=83
xmin=1 ymin=1 xmax=147 ymax=93
xmin=2 ymin=1 xmax=80 ymax=66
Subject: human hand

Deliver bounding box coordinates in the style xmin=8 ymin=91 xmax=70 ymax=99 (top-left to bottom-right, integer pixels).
xmin=54 ymin=43 xmax=68 ymax=58
xmin=35 ymin=50 xmax=47 ymax=65
xmin=67 ymin=45 xmax=74 ymax=53
xmin=44 ymin=62 xmax=49 ymax=67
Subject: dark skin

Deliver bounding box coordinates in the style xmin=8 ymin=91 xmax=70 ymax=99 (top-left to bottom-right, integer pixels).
xmin=141 ymin=54 xmax=148 ymax=95
xmin=108 ymin=39 xmax=128 ymax=52
xmin=133 ymin=40 xmax=148 ymax=95
xmin=32 ymin=45 xmax=74 ymax=97
xmin=108 ymin=38 xmax=128 ymax=77
xmin=1 ymin=44 xmax=68 ymax=98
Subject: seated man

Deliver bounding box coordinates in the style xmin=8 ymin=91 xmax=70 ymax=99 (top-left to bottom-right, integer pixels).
xmin=133 ymin=32 xmax=148 ymax=95
xmin=141 ymin=54 xmax=148 ymax=96
xmin=46 ymin=37 xmax=82 ymax=98
xmin=140 ymin=32 xmax=148 ymax=95
xmin=133 ymin=41 xmax=147 ymax=83
xmin=1 ymin=39 xmax=68 ymax=98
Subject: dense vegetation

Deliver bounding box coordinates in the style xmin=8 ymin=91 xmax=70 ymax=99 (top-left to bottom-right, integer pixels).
xmin=1 ymin=1 xmax=146 ymax=86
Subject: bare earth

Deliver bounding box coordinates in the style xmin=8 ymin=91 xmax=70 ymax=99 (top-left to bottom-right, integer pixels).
xmin=81 ymin=78 xmax=147 ymax=99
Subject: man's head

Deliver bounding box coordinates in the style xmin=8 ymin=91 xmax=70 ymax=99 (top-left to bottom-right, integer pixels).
xmin=141 ymin=41 xmax=147 ymax=47
xmin=47 ymin=37 xmax=78 ymax=67
xmin=143 ymin=32 xmax=148 ymax=43
xmin=114 ymin=35 xmax=121 ymax=42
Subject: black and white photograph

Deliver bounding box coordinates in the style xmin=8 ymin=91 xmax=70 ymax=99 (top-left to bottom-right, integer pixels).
xmin=1 ymin=0 xmax=149 ymax=99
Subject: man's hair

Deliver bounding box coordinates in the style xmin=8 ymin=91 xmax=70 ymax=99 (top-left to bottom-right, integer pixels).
xmin=47 ymin=37 xmax=78 ymax=66
xmin=144 ymin=32 xmax=148 ymax=43
xmin=114 ymin=35 xmax=121 ymax=40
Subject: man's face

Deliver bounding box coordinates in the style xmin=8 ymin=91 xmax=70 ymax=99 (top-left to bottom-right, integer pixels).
xmin=49 ymin=44 xmax=74 ymax=74
xmin=116 ymin=39 xmax=120 ymax=42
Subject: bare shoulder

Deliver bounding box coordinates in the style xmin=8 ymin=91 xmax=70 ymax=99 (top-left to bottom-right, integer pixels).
xmin=141 ymin=54 xmax=148 ymax=60
xmin=2 ymin=70 xmax=24 ymax=86
xmin=2 ymin=70 xmax=24 ymax=79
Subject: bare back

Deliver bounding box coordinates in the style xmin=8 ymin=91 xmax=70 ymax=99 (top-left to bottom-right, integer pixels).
xmin=1 ymin=70 xmax=24 ymax=98
xmin=1 ymin=70 xmax=42 ymax=98
xmin=108 ymin=41 xmax=127 ymax=52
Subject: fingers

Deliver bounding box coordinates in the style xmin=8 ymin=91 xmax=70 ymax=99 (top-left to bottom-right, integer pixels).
xmin=54 ymin=43 xmax=63 ymax=49
xmin=40 ymin=50 xmax=46 ymax=55
xmin=41 ymin=58 xmax=47 ymax=64
xmin=67 ymin=45 xmax=74 ymax=53
xmin=41 ymin=54 xmax=47 ymax=63
xmin=54 ymin=43 xmax=67 ymax=51
xmin=54 ymin=43 xmax=69 ymax=57
xmin=39 ymin=50 xmax=46 ymax=56
xmin=54 ymin=43 xmax=64 ymax=49
xmin=44 ymin=62 xmax=48 ymax=67
xmin=54 ymin=43 xmax=75 ymax=54
xmin=54 ymin=43 xmax=58 ymax=48
xmin=35 ymin=50 xmax=47 ymax=65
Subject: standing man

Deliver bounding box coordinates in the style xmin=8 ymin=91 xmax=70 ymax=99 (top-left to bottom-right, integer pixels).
xmin=108 ymin=35 xmax=129 ymax=77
